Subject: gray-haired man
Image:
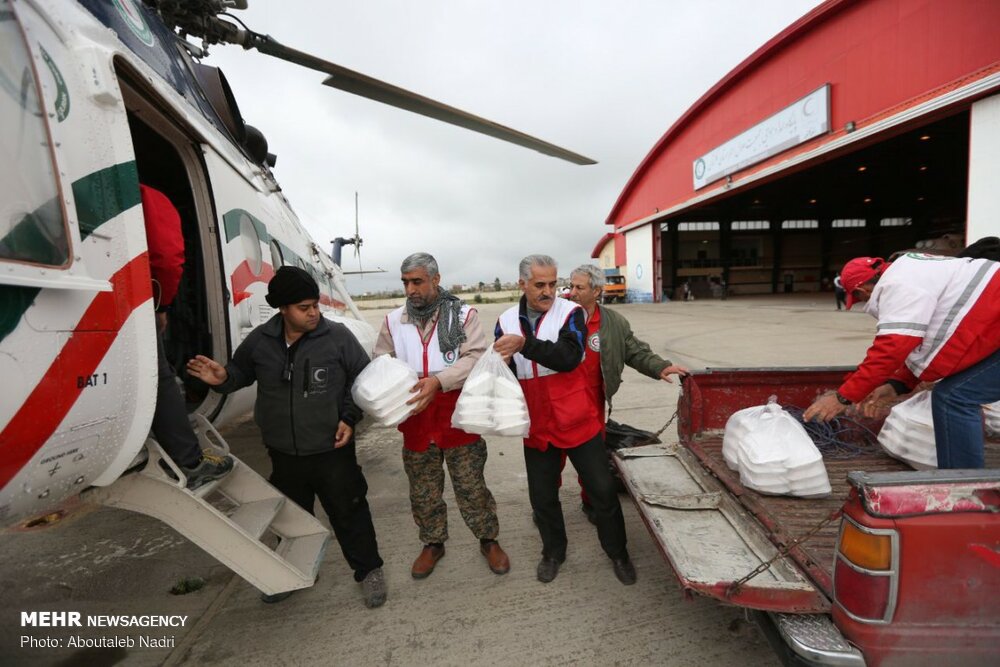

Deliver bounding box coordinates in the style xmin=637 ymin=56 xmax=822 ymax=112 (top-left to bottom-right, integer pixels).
xmin=566 ymin=264 xmax=688 ymax=521
xmin=374 ymin=252 xmax=509 ymax=579
xmin=494 ymin=255 xmax=634 ymax=585
xmin=567 ymin=264 xmax=688 ymax=418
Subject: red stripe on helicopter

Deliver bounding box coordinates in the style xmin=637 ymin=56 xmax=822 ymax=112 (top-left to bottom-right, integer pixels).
xmin=231 ymin=260 xmax=275 ymax=305
xmin=320 ymin=294 xmax=348 ymax=310
xmin=0 ymin=256 xmax=152 ymax=489
xmin=230 ymin=261 xmax=347 ymax=310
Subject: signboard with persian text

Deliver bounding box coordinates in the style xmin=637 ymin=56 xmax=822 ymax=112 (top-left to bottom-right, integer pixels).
xmin=693 ymin=84 xmax=830 ymax=190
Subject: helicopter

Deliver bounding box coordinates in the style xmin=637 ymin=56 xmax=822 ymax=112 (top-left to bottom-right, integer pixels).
xmin=0 ymin=0 xmax=593 ymax=540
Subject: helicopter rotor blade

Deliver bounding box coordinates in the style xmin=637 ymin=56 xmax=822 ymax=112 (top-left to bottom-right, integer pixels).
xmin=342 ymin=268 xmax=386 ymax=276
xmin=236 ymin=32 xmax=596 ymax=165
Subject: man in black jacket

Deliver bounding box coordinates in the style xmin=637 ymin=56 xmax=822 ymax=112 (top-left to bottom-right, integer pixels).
xmin=186 ymin=266 xmax=386 ymax=607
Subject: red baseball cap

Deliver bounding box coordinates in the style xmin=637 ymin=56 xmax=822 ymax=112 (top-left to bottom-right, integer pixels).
xmin=841 ymin=257 xmax=888 ymax=309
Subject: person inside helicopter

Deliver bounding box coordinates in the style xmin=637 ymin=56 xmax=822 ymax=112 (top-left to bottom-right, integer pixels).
xmin=141 ymin=183 xmax=234 ymax=490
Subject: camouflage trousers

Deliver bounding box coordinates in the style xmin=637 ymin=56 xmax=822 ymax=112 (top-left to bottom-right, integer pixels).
xmin=402 ymin=438 xmax=499 ymax=544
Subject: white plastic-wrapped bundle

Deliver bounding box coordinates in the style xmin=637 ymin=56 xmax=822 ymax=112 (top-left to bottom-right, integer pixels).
xmin=722 ymin=397 xmax=831 ymax=498
xmin=722 ymin=406 xmax=756 ymax=470
xmin=452 ymin=395 xmax=494 ymax=432
xmin=783 ymin=443 xmax=832 ymax=498
xmin=984 ymin=401 xmax=1000 ymax=438
xmin=452 ymin=349 xmax=530 ymax=437
xmin=877 ymin=391 xmax=937 ymax=469
xmin=351 ymin=355 xmax=418 ymax=427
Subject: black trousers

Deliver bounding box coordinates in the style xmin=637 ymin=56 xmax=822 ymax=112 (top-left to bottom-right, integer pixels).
xmin=524 ymin=432 xmax=628 ymax=561
xmin=153 ymin=329 xmax=202 ymax=468
xmin=268 ymin=445 xmax=384 ymax=581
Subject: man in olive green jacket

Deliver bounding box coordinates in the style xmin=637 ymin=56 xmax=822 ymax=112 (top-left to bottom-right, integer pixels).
xmin=567 ymin=264 xmax=688 ymax=416
xmin=564 ymin=264 xmax=688 ymax=524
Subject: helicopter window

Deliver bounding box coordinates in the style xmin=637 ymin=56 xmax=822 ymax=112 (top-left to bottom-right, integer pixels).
xmin=238 ymin=212 xmax=263 ymax=276
xmin=269 ymin=239 xmax=284 ymax=269
xmin=0 ymin=6 xmax=70 ymax=267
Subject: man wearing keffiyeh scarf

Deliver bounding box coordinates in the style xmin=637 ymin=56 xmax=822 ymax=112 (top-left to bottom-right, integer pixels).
xmin=405 ymin=286 xmax=467 ymax=355
xmin=374 ymin=253 xmax=510 ymax=579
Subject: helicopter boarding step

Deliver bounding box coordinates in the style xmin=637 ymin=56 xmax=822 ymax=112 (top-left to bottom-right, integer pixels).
xmin=87 ymin=415 xmax=330 ymax=596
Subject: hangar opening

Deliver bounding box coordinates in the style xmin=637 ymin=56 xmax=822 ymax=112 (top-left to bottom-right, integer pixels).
xmin=600 ymin=0 xmax=1000 ymax=304
xmin=659 ymin=110 xmax=969 ymax=299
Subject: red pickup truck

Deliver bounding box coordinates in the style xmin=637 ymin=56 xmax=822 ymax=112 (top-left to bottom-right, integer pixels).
xmin=615 ymin=368 xmax=1000 ymax=667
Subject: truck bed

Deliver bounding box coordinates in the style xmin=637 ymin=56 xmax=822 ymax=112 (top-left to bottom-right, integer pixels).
xmin=616 ymin=367 xmax=1000 ymax=611
xmin=686 ymin=431 xmax=1000 ymax=597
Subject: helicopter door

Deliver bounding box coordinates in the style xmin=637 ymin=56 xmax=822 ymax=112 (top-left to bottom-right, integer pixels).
xmin=116 ymin=74 xmax=229 ymax=421
xmin=195 ymin=149 xmax=286 ymax=425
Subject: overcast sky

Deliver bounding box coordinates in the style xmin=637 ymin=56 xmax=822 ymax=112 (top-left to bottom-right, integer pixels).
xmin=206 ymin=1 xmax=823 ymax=294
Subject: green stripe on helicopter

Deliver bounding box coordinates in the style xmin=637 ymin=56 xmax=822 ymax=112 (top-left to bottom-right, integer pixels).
xmin=74 ymin=161 xmax=140 ymax=240
xmin=0 ymin=285 xmax=40 ymax=346
xmin=221 ymin=209 xmax=319 ymax=281
xmin=0 ymin=162 xmax=139 ymax=343
xmin=222 ymin=209 xmax=270 ymax=244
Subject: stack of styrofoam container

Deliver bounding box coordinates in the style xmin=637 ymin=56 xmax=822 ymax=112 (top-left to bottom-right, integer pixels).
xmin=722 ymin=401 xmax=831 ymax=498
xmin=452 ymin=374 xmax=494 ymax=433
xmin=350 ymin=355 xmax=419 ymax=427
xmin=722 ymin=408 xmax=752 ymax=471
xmin=452 ymin=363 xmax=530 ymax=437
xmin=984 ymin=401 xmax=1000 ymax=438
xmin=877 ymin=391 xmax=937 ymax=469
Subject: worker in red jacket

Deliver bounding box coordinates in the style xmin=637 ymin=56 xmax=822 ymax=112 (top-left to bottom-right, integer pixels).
xmin=804 ymin=253 xmax=1000 ymax=468
xmin=495 ymin=254 xmax=635 ymax=586
xmin=141 ymin=185 xmax=233 ymax=488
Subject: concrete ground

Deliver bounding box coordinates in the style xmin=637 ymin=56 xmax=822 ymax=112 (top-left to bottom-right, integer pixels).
xmin=0 ymin=294 xmax=875 ymax=667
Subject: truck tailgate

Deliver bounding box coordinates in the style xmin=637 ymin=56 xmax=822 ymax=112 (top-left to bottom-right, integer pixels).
xmin=615 ymin=443 xmax=831 ymax=613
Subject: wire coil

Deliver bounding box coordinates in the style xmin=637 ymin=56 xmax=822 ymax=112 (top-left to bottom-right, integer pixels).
xmin=783 ymin=406 xmax=880 ymax=459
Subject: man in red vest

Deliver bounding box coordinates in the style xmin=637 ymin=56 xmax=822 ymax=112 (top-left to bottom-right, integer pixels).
xmin=374 ymin=252 xmax=509 ymax=579
xmin=495 ymin=254 xmax=635 ymax=585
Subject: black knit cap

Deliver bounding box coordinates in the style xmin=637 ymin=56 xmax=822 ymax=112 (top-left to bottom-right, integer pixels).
xmin=266 ymin=266 xmax=320 ymax=307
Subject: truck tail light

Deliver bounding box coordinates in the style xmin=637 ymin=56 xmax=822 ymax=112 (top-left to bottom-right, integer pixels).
xmin=834 ymin=558 xmax=891 ymax=619
xmin=834 ymin=517 xmax=899 ymax=623
xmin=839 ymin=520 xmax=892 ymax=570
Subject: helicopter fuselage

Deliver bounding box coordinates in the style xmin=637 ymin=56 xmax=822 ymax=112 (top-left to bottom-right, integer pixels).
xmin=0 ymin=0 xmax=371 ymax=527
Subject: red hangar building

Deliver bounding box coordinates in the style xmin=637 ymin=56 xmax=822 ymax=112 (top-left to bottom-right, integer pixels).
xmin=601 ymin=0 xmax=1000 ymax=303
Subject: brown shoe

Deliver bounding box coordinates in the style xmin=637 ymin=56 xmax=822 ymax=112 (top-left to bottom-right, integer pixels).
xmin=480 ymin=541 xmax=510 ymax=575
xmin=411 ymin=544 xmax=445 ymax=579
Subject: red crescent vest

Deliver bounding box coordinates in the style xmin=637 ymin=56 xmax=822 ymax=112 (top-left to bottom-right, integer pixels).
xmin=497 ymin=298 xmax=602 ymax=450
xmin=386 ymin=306 xmax=480 ymax=452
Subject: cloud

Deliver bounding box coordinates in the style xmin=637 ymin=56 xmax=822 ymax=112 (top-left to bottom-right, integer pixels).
xmin=206 ymin=0 xmax=822 ymax=292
